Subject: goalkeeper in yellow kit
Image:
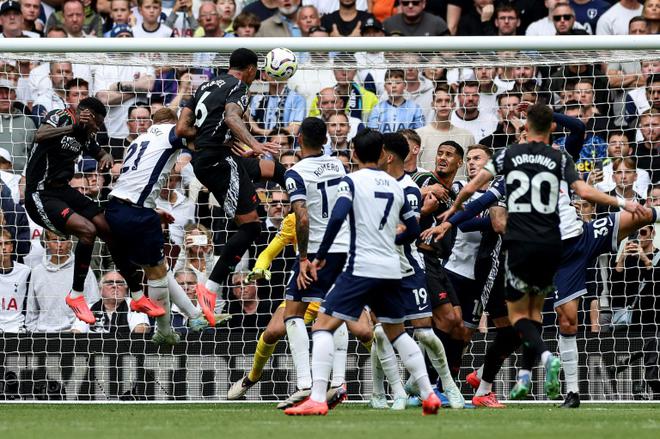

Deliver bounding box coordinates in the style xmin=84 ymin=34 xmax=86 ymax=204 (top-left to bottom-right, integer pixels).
xmin=228 ymin=213 xmax=344 ymax=404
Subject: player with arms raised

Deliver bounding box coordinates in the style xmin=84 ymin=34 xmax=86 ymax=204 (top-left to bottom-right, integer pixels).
xmin=285 ymin=129 xmax=440 ymax=416
xmin=443 ymin=104 xmax=589 ymax=399
xmin=176 ymin=48 xmax=286 ymax=326
xmin=105 ymin=108 xmax=213 ymax=345
xmin=24 ymin=97 xmax=164 ymax=324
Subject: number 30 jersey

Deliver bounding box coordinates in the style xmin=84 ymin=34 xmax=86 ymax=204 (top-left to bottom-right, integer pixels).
xmin=109 ymin=123 xmax=185 ymax=208
xmin=484 ymin=141 xmax=579 ymax=243
xmin=285 ymin=154 xmax=349 ymax=254
xmin=337 ymin=168 xmax=415 ymax=279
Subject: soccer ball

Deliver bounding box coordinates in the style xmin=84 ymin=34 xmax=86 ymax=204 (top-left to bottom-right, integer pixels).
xmin=264 ymin=48 xmax=298 ymax=81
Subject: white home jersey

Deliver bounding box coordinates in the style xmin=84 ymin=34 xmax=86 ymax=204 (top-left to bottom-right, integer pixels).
xmin=338 ymin=168 xmax=414 ymax=279
xmin=109 ymin=124 xmax=185 ymax=208
xmin=397 ymin=174 xmax=424 ymax=277
xmin=445 ymin=190 xmax=487 ymax=280
xmin=558 ymin=180 xmax=584 ymax=241
xmin=285 ymin=154 xmax=349 ymax=254
xmin=0 ymin=262 xmax=31 ymax=332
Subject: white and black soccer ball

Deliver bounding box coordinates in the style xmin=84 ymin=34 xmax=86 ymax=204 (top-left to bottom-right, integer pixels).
xmin=264 ymin=48 xmax=298 ymax=81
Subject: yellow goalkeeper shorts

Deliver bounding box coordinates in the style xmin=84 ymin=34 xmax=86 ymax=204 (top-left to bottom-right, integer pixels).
xmin=277 ymin=300 xmax=320 ymax=325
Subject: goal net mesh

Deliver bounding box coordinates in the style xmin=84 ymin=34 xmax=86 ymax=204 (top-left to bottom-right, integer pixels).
xmin=0 ymin=45 xmax=659 ymax=402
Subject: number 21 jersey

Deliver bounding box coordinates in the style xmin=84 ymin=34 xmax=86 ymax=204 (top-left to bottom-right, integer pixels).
xmin=484 ymin=141 xmax=579 ymax=243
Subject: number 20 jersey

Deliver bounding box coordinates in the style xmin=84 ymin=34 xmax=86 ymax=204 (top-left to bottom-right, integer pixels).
xmin=284 ymin=155 xmax=349 ymax=254
xmin=485 ymin=141 xmax=579 ymax=244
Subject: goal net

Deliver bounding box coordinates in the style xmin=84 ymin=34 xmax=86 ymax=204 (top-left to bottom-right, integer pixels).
xmin=0 ymin=37 xmax=659 ymax=402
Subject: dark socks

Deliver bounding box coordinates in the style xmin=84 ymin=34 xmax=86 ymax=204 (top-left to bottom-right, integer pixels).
xmin=209 ymin=222 xmax=262 ymax=284
xmin=72 ymin=242 xmax=93 ymax=292
xmin=482 ymin=326 xmax=522 ymax=383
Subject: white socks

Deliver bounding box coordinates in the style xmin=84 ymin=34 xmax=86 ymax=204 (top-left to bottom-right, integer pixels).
xmin=559 ymin=334 xmax=579 ymax=394
xmin=167 ymin=271 xmax=201 ymax=319
xmin=392 ymin=332 xmax=433 ymax=400
xmin=147 ymin=276 xmax=171 ymax=333
xmin=374 ymin=324 xmax=407 ymax=400
xmin=331 ymin=323 xmax=348 ymax=388
xmin=371 ymin=343 xmax=386 ymax=395
xmin=70 ymin=289 xmax=84 ymax=299
xmin=285 ymin=317 xmax=312 ymax=390
xmin=414 ymin=328 xmax=453 ymax=387
xmin=205 ymin=279 xmax=222 ymax=295
xmin=541 ymin=350 xmax=552 ymax=366
xmin=310 ymin=330 xmax=334 ymax=403
xmin=477 ymin=364 xmax=484 ymax=379
xmin=130 ymin=290 xmax=144 ymax=301
xmin=475 ymin=379 xmax=493 ymax=397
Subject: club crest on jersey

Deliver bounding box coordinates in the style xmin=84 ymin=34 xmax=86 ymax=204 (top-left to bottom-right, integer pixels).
xmin=587 ymin=8 xmax=597 ymax=19
xmin=285 ymin=177 xmax=297 ymax=192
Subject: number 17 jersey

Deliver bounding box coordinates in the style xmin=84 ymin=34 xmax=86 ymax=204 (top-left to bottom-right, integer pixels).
xmin=485 ymin=141 xmax=579 ymax=244
xmin=285 ymin=154 xmax=349 ymax=254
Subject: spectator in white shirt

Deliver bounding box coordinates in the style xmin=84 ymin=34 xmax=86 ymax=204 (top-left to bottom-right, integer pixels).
xmin=93 ymin=63 xmax=155 ymax=139
xmin=0 ymin=227 xmax=31 ymax=332
xmin=156 ymin=170 xmax=196 ymax=246
xmin=31 ymin=62 xmax=73 ymax=125
xmin=450 ymin=80 xmax=498 ymax=143
xmin=0 ymin=148 xmax=21 ymax=203
xmin=71 ymin=271 xmax=150 ymax=335
xmin=25 ymin=230 xmax=99 ymax=332
xmin=415 ymin=84 xmax=475 ymax=171
xmin=596 ymin=0 xmax=643 ymax=35
xmin=132 ymin=0 xmax=174 ymax=38
xmin=526 ymin=0 xmax=586 ymax=35
xmin=174 ymin=223 xmax=215 ymax=284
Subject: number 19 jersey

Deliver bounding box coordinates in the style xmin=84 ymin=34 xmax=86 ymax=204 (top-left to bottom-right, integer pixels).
xmin=485 ymin=141 xmax=579 ymax=244
xmin=285 ymin=154 xmax=349 ymax=254
xmin=338 ymin=168 xmax=414 ymax=279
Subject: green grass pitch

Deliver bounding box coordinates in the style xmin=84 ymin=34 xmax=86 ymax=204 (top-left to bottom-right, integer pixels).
xmin=0 ymin=403 xmax=658 ymax=439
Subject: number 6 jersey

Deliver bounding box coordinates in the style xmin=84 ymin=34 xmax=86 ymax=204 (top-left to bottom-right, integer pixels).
xmin=484 ymin=141 xmax=579 ymax=243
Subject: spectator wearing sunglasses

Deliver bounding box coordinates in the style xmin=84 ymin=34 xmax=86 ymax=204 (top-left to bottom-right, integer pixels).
xmin=551 ymin=2 xmax=588 ymax=35
xmin=526 ymin=0 xmax=586 ymax=36
xmin=383 ymin=0 xmax=449 ymax=36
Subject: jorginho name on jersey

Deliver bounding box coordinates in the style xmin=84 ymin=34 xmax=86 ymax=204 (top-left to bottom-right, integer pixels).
xmin=109 ymin=123 xmax=186 ymax=208
xmin=484 ymin=142 xmax=579 ymax=243
xmin=336 ymin=168 xmax=414 ymax=279
xmin=397 ymin=174 xmax=424 ymax=277
xmin=284 ymin=154 xmax=349 ymax=254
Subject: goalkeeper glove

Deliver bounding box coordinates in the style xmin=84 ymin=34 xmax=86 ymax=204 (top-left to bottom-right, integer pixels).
xmin=245 ymin=268 xmax=271 ymax=284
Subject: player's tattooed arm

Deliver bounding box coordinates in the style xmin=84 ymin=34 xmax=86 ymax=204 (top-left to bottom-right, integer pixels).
xmin=292 ymin=199 xmax=315 ymax=288
xmin=175 ymin=107 xmax=197 ymax=140
xmin=489 ymin=205 xmax=507 ymax=234
xmin=292 ymin=200 xmax=310 ymax=260
xmin=225 ymin=102 xmax=259 ymax=149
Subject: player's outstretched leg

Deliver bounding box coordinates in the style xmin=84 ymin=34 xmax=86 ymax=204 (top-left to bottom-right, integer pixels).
xmin=471 ymin=325 xmax=520 ymax=408
xmin=413 ymin=326 xmax=465 ymax=408
xmin=64 ymin=213 xmax=108 ymax=324
xmin=229 ymin=306 xmax=286 ymax=400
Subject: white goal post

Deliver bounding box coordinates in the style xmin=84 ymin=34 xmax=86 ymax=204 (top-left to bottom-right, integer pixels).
xmin=0 ymin=36 xmax=659 ymax=403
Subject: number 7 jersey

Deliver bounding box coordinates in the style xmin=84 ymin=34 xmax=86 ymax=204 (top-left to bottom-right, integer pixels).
xmin=285 ymin=154 xmax=349 ymax=254
xmin=484 ymin=141 xmax=579 ymax=244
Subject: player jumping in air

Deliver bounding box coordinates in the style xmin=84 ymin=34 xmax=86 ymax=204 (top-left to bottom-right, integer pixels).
xmin=105 ymin=108 xmax=215 ymax=345
xmin=176 ymin=48 xmax=287 ymax=326
xmin=24 ymin=97 xmax=164 ymax=324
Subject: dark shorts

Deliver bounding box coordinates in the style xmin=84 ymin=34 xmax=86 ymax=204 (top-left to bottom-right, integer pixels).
xmin=422 ymin=252 xmax=459 ymax=308
xmin=321 ymin=273 xmax=403 ymax=323
xmin=504 ymin=239 xmax=562 ymax=302
xmin=105 ymin=198 xmax=165 ymax=267
xmin=401 ymin=271 xmax=432 ymax=321
xmin=554 ymin=213 xmax=619 ymax=307
xmin=446 ymin=270 xmax=483 ymax=329
xmin=25 ymin=186 xmax=102 ymax=236
xmin=285 ymin=253 xmax=347 ymax=302
xmin=192 ymin=149 xmax=260 ymax=218
xmin=474 ymin=240 xmax=508 ymax=320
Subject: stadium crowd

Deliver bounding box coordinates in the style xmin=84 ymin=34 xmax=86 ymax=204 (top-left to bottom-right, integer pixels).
xmin=0 ymin=0 xmax=659 ymax=400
